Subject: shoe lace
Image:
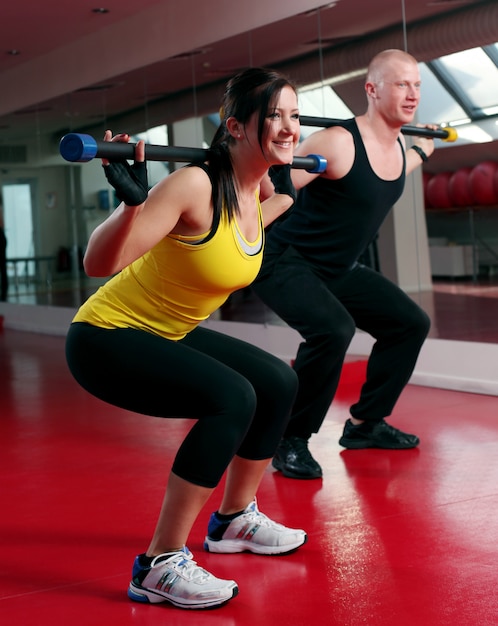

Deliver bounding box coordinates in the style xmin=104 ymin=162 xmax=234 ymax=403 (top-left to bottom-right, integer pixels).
xmin=381 ymin=422 xmax=398 ymax=435
xmin=155 ymin=548 xmax=211 ymax=583
xmin=289 ymin=437 xmax=314 ymax=462
xmin=243 ymin=508 xmax=284 ymax=531
xmin=374 ymin=420 xmax=414 ymax=442
xmin=377 ymin=421 xmax=403 ymax=436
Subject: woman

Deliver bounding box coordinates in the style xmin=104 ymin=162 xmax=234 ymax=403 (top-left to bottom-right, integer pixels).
xmin=65 ymin=67 xmax=305 ymax=610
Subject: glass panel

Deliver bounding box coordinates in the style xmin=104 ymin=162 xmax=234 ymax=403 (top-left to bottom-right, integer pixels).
xmin=417 ymin=64 xmax=467 ymax=125
xmin=298 ymin=84 xmax=353 ymax=118
xmin=438 ymin=47 xmax=498 ymax=111
xmin=298 ymin=85 xmax=353 ymax=137
xmin=135 ymin=125 xmax=171 ymax=188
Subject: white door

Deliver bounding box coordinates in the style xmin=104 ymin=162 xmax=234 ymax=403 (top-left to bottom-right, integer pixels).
xmin=2 ymin=183 xmax=34 ymax=277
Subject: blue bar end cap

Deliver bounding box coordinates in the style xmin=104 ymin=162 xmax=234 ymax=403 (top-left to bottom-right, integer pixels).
xmin=59 ymin=133 xmax=97 ymax=162
xmin=306 ymin=154 xmax=327 ymax=173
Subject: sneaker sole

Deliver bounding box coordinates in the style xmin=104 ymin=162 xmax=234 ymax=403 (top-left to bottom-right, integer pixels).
xmin=339 ymin=436 xmax=420 ymax=450
xmin=203 ymin=534 xmax=307 ymax=555
xmin=127 ymin=581 xmax=238 ymax=609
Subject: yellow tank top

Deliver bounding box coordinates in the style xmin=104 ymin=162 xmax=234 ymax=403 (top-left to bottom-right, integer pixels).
xmin=73 ymin=195 xmax=263 ymax=340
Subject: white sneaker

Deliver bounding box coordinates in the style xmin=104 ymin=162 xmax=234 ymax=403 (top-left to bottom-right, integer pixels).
xmin=204 ymin=499 xmax=307 ymax=555
xmin=127 ymin=546 xmax=238 ymax=609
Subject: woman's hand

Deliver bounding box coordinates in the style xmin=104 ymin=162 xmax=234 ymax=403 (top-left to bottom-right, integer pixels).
xmin=102 ymin=131 xmax=148 ymax=207
xmin=268 ymin=164 xmax=297 ymax=203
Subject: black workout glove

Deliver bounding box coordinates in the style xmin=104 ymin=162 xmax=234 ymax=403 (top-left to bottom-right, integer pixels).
xmin=268 ymin=164 xmax=297 ymax=203
xmin=103 ymin=159 xmax=149 ymax=206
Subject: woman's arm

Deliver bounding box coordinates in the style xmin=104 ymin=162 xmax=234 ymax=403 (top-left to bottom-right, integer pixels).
xmin=84 ymin=136 xmax=213 ymax=276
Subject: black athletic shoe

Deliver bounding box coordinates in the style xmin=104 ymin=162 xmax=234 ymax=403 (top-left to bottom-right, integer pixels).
xmin=339 ymin=419 xmax=420 ymax=450
xmin=272 ymin=436 xmax=323 ymax=479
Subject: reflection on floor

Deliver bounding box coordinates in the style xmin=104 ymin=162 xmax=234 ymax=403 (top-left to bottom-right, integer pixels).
xmin=1 ymin=332 xmax=498 ymax=625
xmin=216 ymin=279 xmax=498 ymax=344
xmin=4 ymin=273 xmax=498 ymax=343
xmin=423 ymin=281 xmax=498 ymax=343
xmin=3 ymin=274 xmax=107 ymax=309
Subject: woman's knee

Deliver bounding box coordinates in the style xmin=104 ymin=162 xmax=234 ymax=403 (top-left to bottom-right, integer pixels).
xmin=265 ymin=357 xmax=299 ymax=398
xmin=218 ymin=377 xmax=258 ymax=424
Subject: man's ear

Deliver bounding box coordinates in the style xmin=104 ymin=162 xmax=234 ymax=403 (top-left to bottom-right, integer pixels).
xmin=365 ymin=81 xmax=378 ymax=99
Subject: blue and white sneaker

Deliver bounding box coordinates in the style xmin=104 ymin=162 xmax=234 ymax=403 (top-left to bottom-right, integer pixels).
xmin=204 ymin=499 xmax=307 ymax=555
xmin=127 ymin=546 xmax=238 ymax=609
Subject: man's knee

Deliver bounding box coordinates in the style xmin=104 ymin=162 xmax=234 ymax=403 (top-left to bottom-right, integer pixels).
xmin=397 ymin=305 xmax=431 ymax=347
xmin=306 ymin=316 xmax=356 ymax=354
xmin=410 ymin=306 xmax=431 ymax=339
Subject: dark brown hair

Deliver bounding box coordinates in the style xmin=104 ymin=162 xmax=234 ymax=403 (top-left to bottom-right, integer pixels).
xmin=209 ymin=67 xmax=296 ymax=221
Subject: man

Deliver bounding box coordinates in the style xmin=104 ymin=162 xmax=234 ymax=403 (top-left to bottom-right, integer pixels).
xmin=253 ymin=49 xmax=435 ymax=479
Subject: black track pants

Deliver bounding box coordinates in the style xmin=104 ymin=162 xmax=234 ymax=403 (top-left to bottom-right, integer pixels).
xmin=66 ymin=323 xmax=298 ymax=487
xmin=253 ymin=246 xmax=430 ymax=439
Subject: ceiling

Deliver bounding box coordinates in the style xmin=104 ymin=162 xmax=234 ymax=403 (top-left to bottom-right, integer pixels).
xmin=0 ymin=0 xmax=496 ymax=173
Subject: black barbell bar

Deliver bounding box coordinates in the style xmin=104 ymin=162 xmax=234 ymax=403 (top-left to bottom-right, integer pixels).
xmin=59 ymin=133 xmax=327 ymax=173
xmin=299 ymin=115 xmax=458 ymax=142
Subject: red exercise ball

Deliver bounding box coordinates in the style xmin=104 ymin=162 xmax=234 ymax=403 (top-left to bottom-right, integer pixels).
xmin=469 ymin=161 xmax=498 ymax=206
xmin=422 ymin=171 xmax=433 ymax=208
xmin=426 ymin=171 xmax=453 ymax=209
xmin=448 ymin=167 xmax=474 ymax=207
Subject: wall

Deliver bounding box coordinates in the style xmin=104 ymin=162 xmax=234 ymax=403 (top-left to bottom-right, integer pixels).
xmin=377 ymin=166 xmax=433 ymax=293
xmin=1 ymin=301 xmax=497 ymax=396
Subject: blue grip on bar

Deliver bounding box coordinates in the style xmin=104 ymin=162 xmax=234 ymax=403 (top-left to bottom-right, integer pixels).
xmin=59 ymin=133 xmax=98 ymax=162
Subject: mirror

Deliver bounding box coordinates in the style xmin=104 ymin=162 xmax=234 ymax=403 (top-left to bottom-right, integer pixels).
xmin=1 ymin=0 xmax=497 ymax=346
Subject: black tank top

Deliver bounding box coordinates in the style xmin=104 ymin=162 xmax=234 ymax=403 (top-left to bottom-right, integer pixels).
xmin=267 ymin=118 xmax=406 ymax=277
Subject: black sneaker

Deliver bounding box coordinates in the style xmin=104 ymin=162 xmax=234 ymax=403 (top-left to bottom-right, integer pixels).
xmin=272 ymin=436 xmax=323 ymax=479
xmin=339 ymin=419 xmax=420 ymax=450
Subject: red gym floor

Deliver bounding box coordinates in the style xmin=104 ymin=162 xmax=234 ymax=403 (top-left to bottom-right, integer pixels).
xmin=2 ymin=328 xmax=498 ymax=626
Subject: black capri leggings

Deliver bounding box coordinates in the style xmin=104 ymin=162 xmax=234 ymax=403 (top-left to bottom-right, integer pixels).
xmin=66 ymin=323 xmax=298 ymax=488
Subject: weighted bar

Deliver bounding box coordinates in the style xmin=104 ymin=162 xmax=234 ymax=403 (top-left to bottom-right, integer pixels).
xmin=299 ymin=115 xmax=458 ymax=142
xmin=59 ymin=133 xmax=327 ymax=173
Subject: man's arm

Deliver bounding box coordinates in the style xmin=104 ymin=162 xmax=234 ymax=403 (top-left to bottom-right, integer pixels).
xmin=405 ymin=125 xmax=437 ymax=174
